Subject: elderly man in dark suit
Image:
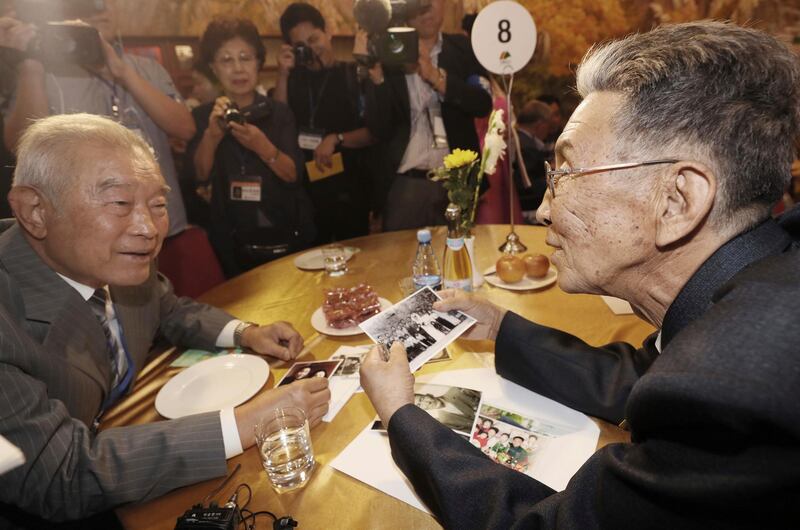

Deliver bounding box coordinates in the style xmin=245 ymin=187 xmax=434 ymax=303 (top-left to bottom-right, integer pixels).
xmin=360 ymin=21 xmax=800 ymax=529
xmin=0 ymin=114 xmax=330 ymax=527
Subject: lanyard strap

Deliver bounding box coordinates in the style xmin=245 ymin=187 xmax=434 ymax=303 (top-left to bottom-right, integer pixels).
xmin=307 ymin=67 xmax=333 ymax=130
xmin=83 ymin=67 xmax=121 ymax=121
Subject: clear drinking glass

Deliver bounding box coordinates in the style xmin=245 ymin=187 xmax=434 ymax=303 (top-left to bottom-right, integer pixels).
xmin=322 ymin=244 xmax=347 ymax=276
xmin=254 ymin=407 xmax=315 ymax=493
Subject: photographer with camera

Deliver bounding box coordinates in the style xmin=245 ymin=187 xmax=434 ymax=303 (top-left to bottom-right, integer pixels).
xmin=274 ymin=2 xmax=376 ymax=243
xmin=187 ymin=17 xmax=313 ymax=276
xmin=1 ymin=0 xmax=193 ymax=238
xmin=359 ymin=0 xmax=492 ymax=230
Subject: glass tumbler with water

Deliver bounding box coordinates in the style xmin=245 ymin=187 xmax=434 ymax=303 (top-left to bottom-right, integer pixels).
xmin=322 ymin=243 xmax=347 ymax=276
xmin=255 ymin=407 xmax=315 ymax=493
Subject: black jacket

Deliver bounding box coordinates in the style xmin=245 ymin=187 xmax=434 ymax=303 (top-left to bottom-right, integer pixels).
xmin=364 ymin=34 xmax=493 ymax=212
xmin=386 ymin=205 xmax=800 ymax=529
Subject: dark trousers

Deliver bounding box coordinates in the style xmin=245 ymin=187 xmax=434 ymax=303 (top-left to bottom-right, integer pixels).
xmin=310 ymin=173 xmax=369 ymax=245
xmin=383 ymin=174 xmax=449 ymax=231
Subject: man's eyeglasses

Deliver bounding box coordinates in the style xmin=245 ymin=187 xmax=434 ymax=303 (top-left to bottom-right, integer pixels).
xmin=544 ymin=159 xmax=679 ymax=198
xmin=214 ymin=53 xmax=256 ymax=70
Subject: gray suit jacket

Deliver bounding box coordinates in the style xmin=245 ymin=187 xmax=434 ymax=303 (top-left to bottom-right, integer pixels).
xmin=0 ymin=223 xmax=234 ymax=522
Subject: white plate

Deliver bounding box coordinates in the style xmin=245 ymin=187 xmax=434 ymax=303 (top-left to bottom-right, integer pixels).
xmin=155 ymin=354 xmax=269 ymax=419
xmin=483 ymin=265 xmax=558 ymax=291
xmin=311 ymin=297 xmax=392 ymax=336
xmin=294 ymin=246 xmax=359 ymax=270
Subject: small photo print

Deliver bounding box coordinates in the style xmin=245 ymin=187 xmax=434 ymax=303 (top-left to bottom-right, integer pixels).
xmin=330 ymin=348 xmax=369 ymax=378
xmin=278 ymin=359 xmax=342 ymax=387
xmin=373 ymin=382 xmax=482 ymax=437
xmin=472 ymin=404 xmax=579 ymax=476
xmin=359 ymin=287 xmax=475 ymax=372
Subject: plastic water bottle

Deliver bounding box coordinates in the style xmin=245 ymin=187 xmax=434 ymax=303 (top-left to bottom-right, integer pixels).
xmin=413 ymin=229 xmax=442 ymax=291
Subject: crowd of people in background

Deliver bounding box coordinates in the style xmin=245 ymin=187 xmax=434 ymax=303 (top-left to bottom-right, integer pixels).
xmin=0 ymin=0 xmax=569 ymax=281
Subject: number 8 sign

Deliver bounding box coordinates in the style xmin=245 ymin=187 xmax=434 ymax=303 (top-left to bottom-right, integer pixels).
xmin=471 ymin=1 xmax=537 ymax=75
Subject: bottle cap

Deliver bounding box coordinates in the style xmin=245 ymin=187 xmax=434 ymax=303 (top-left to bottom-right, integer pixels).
xmin=417 ymin=229 xmax=432 ymax=243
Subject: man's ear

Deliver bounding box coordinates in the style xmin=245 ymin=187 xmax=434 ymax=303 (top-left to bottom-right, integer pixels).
xmin=7 ymin=186 xmax=50 ymax=240
xmin=654 ymin=162 xmax=717 ymax=248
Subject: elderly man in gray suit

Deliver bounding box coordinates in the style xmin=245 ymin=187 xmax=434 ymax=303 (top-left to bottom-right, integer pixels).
xmin=0 ymin=114 xmax=330 ymax=527
xmin=359 ymin=21 xmax=800 ymax=529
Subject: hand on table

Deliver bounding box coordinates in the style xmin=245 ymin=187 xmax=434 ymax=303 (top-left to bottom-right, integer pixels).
xmin=235 ymin=377 xmax=330 ymax=448
xmin=433 ymin=290 xmax=507 ymax=341
xmin=360 ymin=342 xmax=415 ymax=426
xmin=240 ymin=322 xmax=303 ymax=361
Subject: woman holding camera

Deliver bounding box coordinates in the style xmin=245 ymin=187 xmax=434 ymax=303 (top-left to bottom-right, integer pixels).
xmin=188 ymin=17 xmax=313 ymax=276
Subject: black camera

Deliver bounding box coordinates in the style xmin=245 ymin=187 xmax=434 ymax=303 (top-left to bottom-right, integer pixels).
xmin=222 ymin=102 xmax=245 ymax=127
xmin=353 ymin=0 xmax=431 ymax=65
xmin=219 ymin=99 xmax=272 ymax=130
xmin=27 ymin=22 xmax=104 ymax=66
xmin=15 ymin=0 xmax=107 ymax=65
xmin=293 ymin=43 xmax=315 ymax=67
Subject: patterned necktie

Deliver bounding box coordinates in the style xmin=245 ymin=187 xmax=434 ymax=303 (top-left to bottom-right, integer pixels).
xmin=88 ymin=287 xmax=129 ymax=391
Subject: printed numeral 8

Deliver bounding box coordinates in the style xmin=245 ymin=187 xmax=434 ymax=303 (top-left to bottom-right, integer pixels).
xmin=498 ymin=19 xmax=511 ymax=43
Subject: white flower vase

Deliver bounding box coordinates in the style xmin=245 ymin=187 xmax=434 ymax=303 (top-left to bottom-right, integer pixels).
xmin=465 ymin=235 xmax=484 ymax=289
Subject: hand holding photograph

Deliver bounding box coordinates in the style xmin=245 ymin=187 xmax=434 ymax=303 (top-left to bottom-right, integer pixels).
xmin=358 ymin=287 xmax=476 ymax=372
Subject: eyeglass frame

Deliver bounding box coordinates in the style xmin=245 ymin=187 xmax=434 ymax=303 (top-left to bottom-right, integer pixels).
xmin=213 ymin=52 xmax=258 ymax=70
xmin=544 ymin=159 xmax=679 ymax=198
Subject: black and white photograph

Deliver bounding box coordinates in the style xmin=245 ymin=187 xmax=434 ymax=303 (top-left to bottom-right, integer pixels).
xmin=330 ymin=348 xmax=369 ymax=378
xmin=277 ymin=359 xmax=343 ymax=387
xmin=358 ymin=287 xmax=476 ymax=371
xmin=373 ymin=383 xmax=482 ymax=436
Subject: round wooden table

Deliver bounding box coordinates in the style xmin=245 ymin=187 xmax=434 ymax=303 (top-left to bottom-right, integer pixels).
xmin=108 ymin=225 xmax=655 ymax=530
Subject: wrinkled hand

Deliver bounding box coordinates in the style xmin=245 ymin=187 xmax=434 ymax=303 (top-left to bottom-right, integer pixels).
xmin=229 ymin=121 xmax=274 ymax=157
xmin=277 ymin=43 xmax=295 ymax=76
xmin=433 ymin=289 xmax=507 ymax=341
xmin=360 ymin=342 xmax=415 ymax=426
xmin=240 ymin=321 xmax=303 ymax=361
xmin=235 ymin=377 xmax=330 ymax=448
xmin=313 ymin=134 xmax=337 ymax=171
xmin=0 ymin=17 xmax=36 ymax=52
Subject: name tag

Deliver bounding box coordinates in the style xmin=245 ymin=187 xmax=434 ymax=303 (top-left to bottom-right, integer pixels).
xmin=428 ymin=109 xmax=448 ymax=149
xmin=298 ymin=127 xmax=325 ymax=151
xmin=230 ymin=176 xmax=261 ymax=202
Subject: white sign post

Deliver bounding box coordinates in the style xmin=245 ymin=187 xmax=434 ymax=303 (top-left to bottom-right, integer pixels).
xmin=471 ymin=1 xmax=537 ymax=75
xmin=471 ymin=1 xmax=538 ymax=254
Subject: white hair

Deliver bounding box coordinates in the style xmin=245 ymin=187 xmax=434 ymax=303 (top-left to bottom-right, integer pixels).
xmin=575 ymin=21 xmax=800 ymax=231
xmin=13 ymin=113 xmax=158 ymax=205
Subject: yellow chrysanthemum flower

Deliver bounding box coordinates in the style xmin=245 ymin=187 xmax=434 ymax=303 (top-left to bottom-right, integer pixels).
xmin=443 ymin=149 xmax=478 ymax=169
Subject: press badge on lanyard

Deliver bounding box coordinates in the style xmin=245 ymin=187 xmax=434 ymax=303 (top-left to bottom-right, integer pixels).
xmin=298 ymin=127 xmax=325 ymax=151
xmin=230 ymin=176 xmax=262 ymax=202
xmin=428 ymin=107 xmax=448 ymax=149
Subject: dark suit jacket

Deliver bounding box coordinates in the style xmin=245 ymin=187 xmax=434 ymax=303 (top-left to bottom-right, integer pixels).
xmin=0 ymin=223 xmax=235 ymax=522
xmin=364 ymin=33 xmax=493 ymax=212
xmin=385 ymin=206 xmax=800 ymax=529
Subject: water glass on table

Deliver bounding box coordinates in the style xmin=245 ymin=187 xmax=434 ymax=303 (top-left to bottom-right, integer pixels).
xmin=254 ymin=407 xmax=315 ymax=493
xmin=322 ymin=244 xmax=348 ymax=276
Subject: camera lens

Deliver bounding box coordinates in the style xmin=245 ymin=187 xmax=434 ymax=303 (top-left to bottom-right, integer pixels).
xmin=387 ymin=35 xmax=405 ymax=54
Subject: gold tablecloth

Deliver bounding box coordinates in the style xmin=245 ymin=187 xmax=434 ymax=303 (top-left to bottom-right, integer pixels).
xmin=106 ymin=225 xmax=654 ymax=530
